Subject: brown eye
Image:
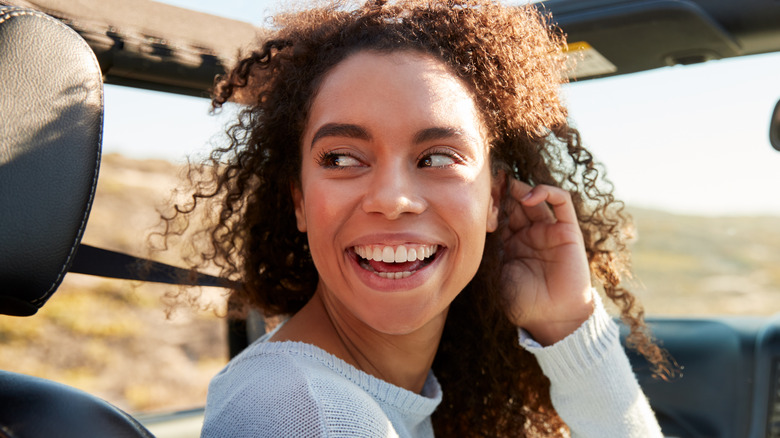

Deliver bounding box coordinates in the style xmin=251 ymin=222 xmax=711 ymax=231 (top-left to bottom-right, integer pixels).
xmin=418 ymin=153 xmax=457 ymax=168
xmin=317 ymin=152 xmax=363 ymax=168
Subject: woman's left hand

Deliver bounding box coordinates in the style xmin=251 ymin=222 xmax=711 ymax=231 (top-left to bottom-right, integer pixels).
xmin=501 ymin=178 xmax=593 ymax=346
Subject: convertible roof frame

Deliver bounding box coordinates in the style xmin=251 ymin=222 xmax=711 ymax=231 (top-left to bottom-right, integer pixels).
xmin=2 ymin=0 xmax=780 ymax=94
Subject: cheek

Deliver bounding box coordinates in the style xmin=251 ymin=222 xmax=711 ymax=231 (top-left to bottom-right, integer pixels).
xmin=299 ymin=192 xmax=337 ymax=275
xmin=298 ymin=180 xmax=358 ymax=255
xmin=447 ymin=174 xmax=495 ymax=232
xmin=430 ymin=177 xmax=493 ymax=274
xmin=303 ymin=184 xmax=349 ymax=224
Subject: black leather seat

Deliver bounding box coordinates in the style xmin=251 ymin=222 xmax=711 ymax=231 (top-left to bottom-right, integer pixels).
xmin=0 ymin=6 xmax=154 ymax=437
xmin=0 ymin=5 xmax=101 ymax=317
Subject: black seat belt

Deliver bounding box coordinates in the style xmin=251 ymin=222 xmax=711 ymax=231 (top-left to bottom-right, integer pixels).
xmin=68 ymin=243 xmax=236 ymax=288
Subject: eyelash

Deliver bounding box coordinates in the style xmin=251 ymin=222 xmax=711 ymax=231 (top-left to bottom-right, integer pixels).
xmin=314 ymin=148 xmax=464 ymax=168
xmin=315 ymin=150 xmax=363 ymax=169
xmin=417 ymin=148 xmax=463 ymax=168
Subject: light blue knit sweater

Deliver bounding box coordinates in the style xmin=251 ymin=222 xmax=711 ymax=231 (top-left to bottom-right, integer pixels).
xmin=201 ymin=293 xmax=662 ymax=437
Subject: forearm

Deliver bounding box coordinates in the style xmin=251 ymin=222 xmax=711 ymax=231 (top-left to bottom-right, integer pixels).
xmin=519 ymin=291 xmax=663 ymax=438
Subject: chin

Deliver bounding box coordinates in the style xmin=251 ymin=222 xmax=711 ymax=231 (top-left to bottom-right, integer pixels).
xmin=361 ymin=304 xmax=447 ymax=337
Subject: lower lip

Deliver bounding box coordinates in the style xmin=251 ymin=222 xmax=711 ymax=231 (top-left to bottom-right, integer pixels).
xmin=347 ymin=249 xmax=444 ymax=292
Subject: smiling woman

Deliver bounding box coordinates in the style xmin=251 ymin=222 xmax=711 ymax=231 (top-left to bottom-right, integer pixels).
xmin=287 ymin=52 xmax=498 ymax=344
xmin=161 ymin=0 xmax=666 ymax=436
xmin=268 ymin=55 xmax=498 ymax=405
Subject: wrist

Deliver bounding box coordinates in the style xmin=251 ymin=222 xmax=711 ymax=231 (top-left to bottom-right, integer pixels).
xmin=521 ymin=288 xmax=595 ymax=347
xmin=518 ymin=292 xmax=623 ymax=384
xmin=524 ymin=317 xmax=588 ymax=347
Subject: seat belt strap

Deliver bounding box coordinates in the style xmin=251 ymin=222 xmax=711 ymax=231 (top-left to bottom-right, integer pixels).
xmin=68 ymin=243 xmax=236 ymax=288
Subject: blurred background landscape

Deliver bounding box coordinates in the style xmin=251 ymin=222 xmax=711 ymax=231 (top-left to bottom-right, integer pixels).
xmin=0 ymin=154 xmax=227 ymax=414
xmin=1 ymin=153 xmax=778 ymax=414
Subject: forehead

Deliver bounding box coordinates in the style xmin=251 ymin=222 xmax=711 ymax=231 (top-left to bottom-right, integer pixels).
xmin=304 ymin=50 xmax=487 ymax=142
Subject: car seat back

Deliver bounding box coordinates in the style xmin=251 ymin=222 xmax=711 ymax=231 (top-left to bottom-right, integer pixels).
xmin=0 ymin=6 xmax=155 ymax=437
xmin=0 ymin=5 xmax=102 ymax=316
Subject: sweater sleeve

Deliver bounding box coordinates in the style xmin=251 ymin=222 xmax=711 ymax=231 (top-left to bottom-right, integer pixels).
xmin=519 ymin=291 xmax=663 ymax=438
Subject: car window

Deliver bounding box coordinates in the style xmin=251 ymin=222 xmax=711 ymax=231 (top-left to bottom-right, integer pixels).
xmin=563 ymin=52 xmax=780 ymax=316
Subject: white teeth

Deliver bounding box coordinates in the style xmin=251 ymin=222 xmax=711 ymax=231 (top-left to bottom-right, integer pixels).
xmin=382 ymin=246 xmax=395 ymax=263
xmin=353 ymin=244 xmax=439 ymax=280
xmin=395 ymin=246 xmax=407 ymax=262
xmin=376 ymin=271 xmax=413 ymax=279
xmin=353 ymin=244 xmax=438 ymax=263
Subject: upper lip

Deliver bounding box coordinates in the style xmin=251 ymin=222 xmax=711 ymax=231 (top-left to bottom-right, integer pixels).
xmin=345 ymin=232 xmax=444 ymax=249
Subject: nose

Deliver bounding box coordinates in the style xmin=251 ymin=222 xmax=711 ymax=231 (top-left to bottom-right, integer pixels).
xmin=361 ymin=161 xmax=426 ymax=220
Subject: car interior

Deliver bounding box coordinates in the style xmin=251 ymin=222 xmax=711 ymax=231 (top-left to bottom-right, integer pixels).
xmin=2 ymin=0 xmax=780 ymax=437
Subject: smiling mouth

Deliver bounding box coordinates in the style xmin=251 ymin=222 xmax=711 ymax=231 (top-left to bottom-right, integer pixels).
xmin=352 ymin=244 xmax=440 ymax=279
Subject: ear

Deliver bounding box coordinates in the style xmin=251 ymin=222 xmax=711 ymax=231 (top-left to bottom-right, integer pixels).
xmin=291 ymin=182 xmax=307 ymax=232
xmin=486 ymin=169 xmax=505 ymax=233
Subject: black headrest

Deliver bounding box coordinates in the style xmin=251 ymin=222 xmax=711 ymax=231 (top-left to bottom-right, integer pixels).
xmin=0 ymin=6 xmax=103 ymax=316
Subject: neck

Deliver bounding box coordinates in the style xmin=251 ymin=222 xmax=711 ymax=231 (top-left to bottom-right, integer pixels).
xmin=270 ymin=290 xmax=445 ymax=394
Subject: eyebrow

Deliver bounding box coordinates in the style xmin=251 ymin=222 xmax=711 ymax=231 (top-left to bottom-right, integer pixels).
xmin=413 ymin=126 xmax=470 ymax=144
xmin=310 ymin=123 xmax=370 ymax=149
xmin=309 ymin=123 xmax=477 ymax=149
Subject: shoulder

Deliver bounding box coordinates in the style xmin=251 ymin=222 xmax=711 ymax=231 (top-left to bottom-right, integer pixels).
xmin=201 ymin=341 xmax=396 ymax=438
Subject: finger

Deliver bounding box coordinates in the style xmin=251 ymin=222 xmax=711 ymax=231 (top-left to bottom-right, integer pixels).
xmin=507 ymin=178 xmax=533 ymax=202
xmin=503 ymin=228 xmax=540 ymax=259
xmin=507 ymin=179 xmax=555 ymax=226
xmin=520 ymin=185 xmax=578 ymax=225
xmin=505 ymin=180 xmax=531 ymax=231
xmin=505 ymin=198 xmax=531 ymax=234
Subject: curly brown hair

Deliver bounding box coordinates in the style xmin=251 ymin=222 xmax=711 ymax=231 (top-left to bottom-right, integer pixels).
xmin=164 ymin=0 xmax=672 ymax=435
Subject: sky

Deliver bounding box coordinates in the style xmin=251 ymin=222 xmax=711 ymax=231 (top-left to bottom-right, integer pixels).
xmin=102 ymin=1 xmax=780 ymax=216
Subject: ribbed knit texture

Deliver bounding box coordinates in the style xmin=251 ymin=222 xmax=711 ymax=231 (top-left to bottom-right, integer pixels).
xmin=520 ymin=291 xmax=664 ymax=438
xmin=201 ymin=337 xmax=441 ymax=437
xmin=202 ymin=291 xmax=662 ymax=437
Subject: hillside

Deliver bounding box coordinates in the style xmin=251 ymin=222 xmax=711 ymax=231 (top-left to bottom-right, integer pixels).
xmin=1 ymin=154 xmax=778 ymax=413
xmin=627 ymin=207 xmax=780 ymax=315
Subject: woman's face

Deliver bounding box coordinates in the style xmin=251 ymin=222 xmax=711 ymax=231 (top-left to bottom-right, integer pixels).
xmin=293 ymin=50 xmax=500 ymax=336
